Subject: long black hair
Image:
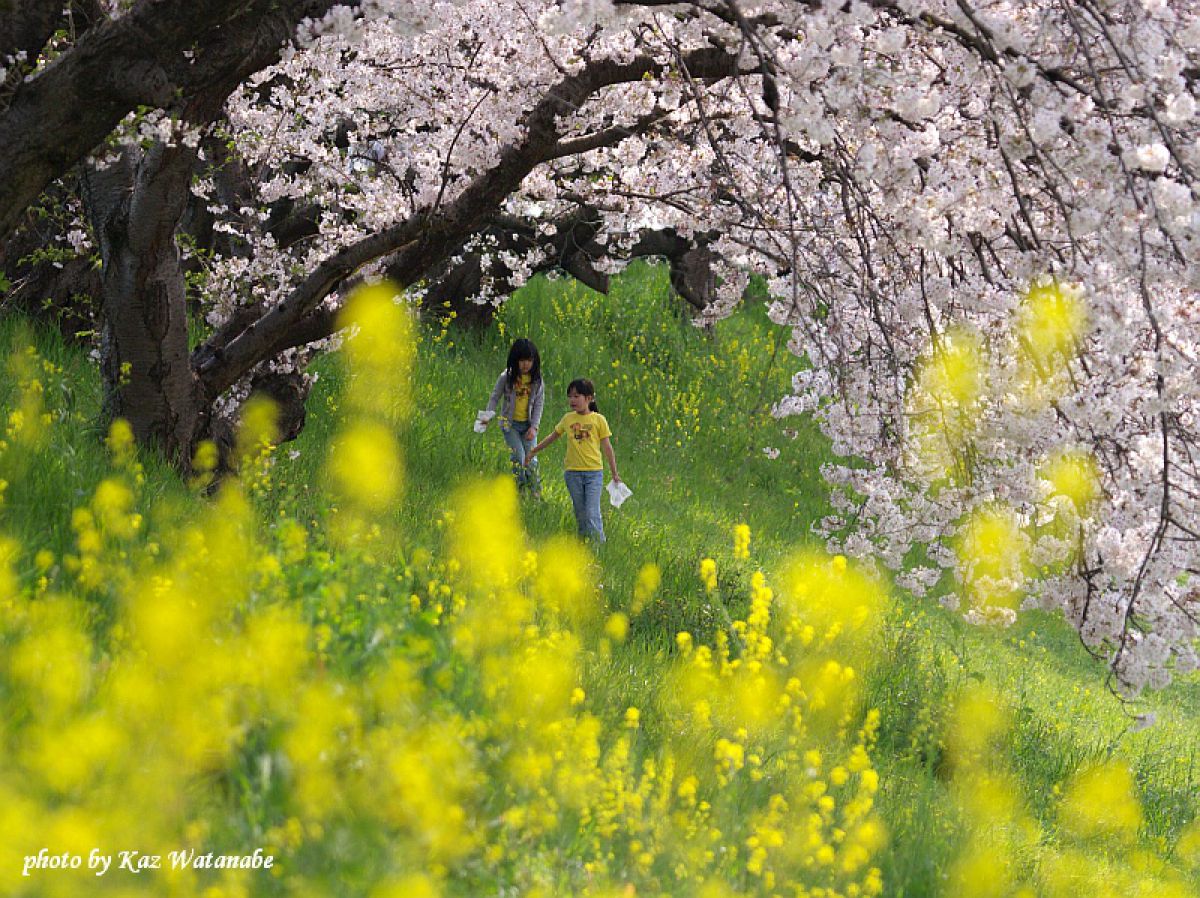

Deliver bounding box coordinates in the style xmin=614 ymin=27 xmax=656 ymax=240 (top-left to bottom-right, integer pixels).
xmin=567 ymin=377 xmax=598 ymax=412
xmin=505 ymin=338 xmax=541 ymax=386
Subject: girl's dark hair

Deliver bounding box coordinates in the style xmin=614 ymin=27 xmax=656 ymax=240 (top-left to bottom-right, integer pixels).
xmin=505 ymin=338 xmax=541 ymax=386
xmin=567 ymin=378 xmax=598 ymax=412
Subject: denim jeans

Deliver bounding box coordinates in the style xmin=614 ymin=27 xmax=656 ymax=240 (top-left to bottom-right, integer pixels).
xmin=502 ymin=420 xmax=540 ymax=494
xmin=564 ymin=469 xmax=605 ymax=542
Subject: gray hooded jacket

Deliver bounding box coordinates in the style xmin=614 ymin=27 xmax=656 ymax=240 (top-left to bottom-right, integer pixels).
xmin=485 ymin=369 xmax=544 ymax=430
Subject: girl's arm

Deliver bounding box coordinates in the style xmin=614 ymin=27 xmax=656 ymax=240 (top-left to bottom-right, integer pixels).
xmin=484 ymin=371 xmax=507 ymax=415
xmin=525 ymin=429 xmax=560 ymax=463
xmin=600 ymin=436 xmax=621 ymax=483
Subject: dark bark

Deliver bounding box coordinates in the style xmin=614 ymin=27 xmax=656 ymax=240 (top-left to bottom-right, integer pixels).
xmin=627 ymin=230 xmax=720 ymax=310
xmin=83 ymin=142 xmax=202 ymax=464
xmin=208 ymin=369 xmax=310 ymax=473
xmin=407 ymin=209 xmax=608 ymax=328
xmin=0 ymin=0 xmax=64 ymax=76
xmin=264 ymin=201 xmax=323 ymax=251
xmin=1 ymin=4 xmax=744 ymax=473
xmin=669 ymin=244 xmax=719 ymax=310
xmin=0 ymin=0 xmax=106 ymax=82
xmin=419 ymin=253 xmax=498 ymax=328
xmin=179 ymin=133 xmax=261 ymax=274
xmin=62 ymin=1 xmax=364 ymax=466
xmin=0 ymin=0 xmax=362 ymax=244
xmin=4 ymin=36 xmax=741 ymax=471
xmin=1 ymin=248 xmax=100 ymax=342
xmin=245 ymin=369 xmax=308 ymax=443
xmin=190 ymin=213 xmax=720 ymax=369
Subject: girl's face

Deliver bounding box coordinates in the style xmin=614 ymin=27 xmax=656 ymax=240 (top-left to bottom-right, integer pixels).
xmin=567 ymin=389 xmax=591 ymax=413
xmin=518 ymin=358 xmax=533 ymax=374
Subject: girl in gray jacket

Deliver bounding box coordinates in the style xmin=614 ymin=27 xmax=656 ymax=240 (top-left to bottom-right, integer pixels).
xmin=484 ymin=338 xmax=545 ymax=497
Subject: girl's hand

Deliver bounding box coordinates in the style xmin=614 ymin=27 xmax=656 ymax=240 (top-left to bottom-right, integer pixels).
xmin=528 ymin=427 xmax=538 ymax=440
xmin=613 ymin=473 xmax=622 ymax=484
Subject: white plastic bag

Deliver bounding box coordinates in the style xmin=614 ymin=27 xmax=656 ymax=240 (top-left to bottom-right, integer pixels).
xmin=607 ymin=480 xmax=632 ymax=507
xmin=473 ymin=409 xmax=496 ymax=433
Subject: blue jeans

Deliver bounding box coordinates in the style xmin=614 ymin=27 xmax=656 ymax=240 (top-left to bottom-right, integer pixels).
xmin=564 ymin=469 xmax=605 ymax=542
xmin=502 ymin=420 xmax=540 ymax=494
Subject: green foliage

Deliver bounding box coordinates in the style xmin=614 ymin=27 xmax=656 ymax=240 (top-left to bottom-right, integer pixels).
xmin=1 ymin=265 xmax=1199 ymax=895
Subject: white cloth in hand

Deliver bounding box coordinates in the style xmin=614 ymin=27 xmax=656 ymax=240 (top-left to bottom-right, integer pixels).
xmin=473 ymin=409 xmax=496 ymax=433
xmin=607 ymin=480 xmax=632 ymax=507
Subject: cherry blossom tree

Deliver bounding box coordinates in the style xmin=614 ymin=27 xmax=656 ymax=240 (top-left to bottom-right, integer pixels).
xmin=658 ymin=0 xmax=1199 ymax=691
xmin=199 ymin=0 xmax=1196 ymax=689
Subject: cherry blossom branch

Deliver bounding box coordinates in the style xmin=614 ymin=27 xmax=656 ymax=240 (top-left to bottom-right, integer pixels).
xmin=0 ymin=0 xmax=363 ymax=241
xmin=194 ymin=44 xmax=750 ymax=400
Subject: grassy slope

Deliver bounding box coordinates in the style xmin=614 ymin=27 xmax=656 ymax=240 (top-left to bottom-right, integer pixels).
xmin=3 ymin=264 xmax=1198 ymax=893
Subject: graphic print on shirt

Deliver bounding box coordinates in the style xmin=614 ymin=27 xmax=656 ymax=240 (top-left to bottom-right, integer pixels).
xmin=570 ymin=421 xmax=593 ymax=442
xmin=513 ymin=374 xmax=533 ymax=421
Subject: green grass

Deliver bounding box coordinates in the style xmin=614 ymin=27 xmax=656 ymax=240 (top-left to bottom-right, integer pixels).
xmin=0 ymin=317 xmax=192 ymax=574
xmin=2 ymin=263 xmax=1199 ymax=895
xmin=261 ymin=262 xmax=831 ymax=641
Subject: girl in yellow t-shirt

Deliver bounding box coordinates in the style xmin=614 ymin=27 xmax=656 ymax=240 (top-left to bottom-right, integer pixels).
xmin=526 ymin=378 xmax=621 ymax=543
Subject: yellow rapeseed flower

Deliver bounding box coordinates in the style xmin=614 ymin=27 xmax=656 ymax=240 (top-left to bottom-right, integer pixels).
xmin=919 ymin=327 xmax=985 ymax=409
xmin=370 ymin=873 xmax=441 ymax=898
xmin=328 ymin=422 xmax=404 ymax=511
xmin=449 ymin=476 xmax=524 ymax=588
xmin=1018 ymin=279 xmax=1087 ymax=370
xmin=237 ymin=394 xmax=279 ymax=461
xmin=1059 ymin=760 xmax=1143 ymax=842
xmin=605 ymin=612 xmax=629 ymax=643
xmin=945 ymin=839 xmax=1012 ymax=898
xmin=906 ymin=326 xmax=986 ymax=483
xmin=955 ymin=504 xmax=1029 ymax=611
xmin=106 ymin=417 xmax=136 ymax=466
xmin=0 ymin=535 xmax=19 ymax=602
xmin=7 ymin=602 xmax=91 ymax=718
xmin=92 ymin=478 xmax=136 ymax=538
xmin=633 ymin=562 xmax=661 ymax=612
xmin=534 ymin=536 xmax=596 ymax=626
xmin=491 ymin=636 xmax=580 ymax=726
xmin=780 ymin=550 xmax=882 ymax=662
xmin=945 ymin=683 xmax=1009 ymax=770
xmin=338 ymin=281 xmax=414 ymax=422
xmin=276 ymin=517 xmax=309 ymax=564
xmin=1039 ymin=448 xmax=1101 ymax=513
xmin=1175 ymin=818 xmax=1200 ymax=867
xmin=733 ymin=523 xmax=751 ymax=560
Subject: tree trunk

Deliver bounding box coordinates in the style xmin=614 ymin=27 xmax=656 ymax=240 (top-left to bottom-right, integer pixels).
xmin=84 ymin=142 xmax=202 ymax=466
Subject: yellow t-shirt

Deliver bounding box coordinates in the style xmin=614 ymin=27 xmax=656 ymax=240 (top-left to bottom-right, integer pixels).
xmin=513 ymin=374 xmax=532 ymax=422
xmin=554 ymin=412 xmax=611 ymax=471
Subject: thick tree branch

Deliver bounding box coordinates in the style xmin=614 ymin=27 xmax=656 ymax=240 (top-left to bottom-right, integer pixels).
xmin=0 ymin=0 xmax=361 ymax=242
xmin=195 ymin=45 xmax=748 ymax=401
xmin=546 ymin=109 xmax=664 ymax=159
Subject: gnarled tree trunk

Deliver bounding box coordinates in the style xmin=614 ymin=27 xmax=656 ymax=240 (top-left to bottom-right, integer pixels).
xmin=84 ymin=143 xmax=202 ymax=465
